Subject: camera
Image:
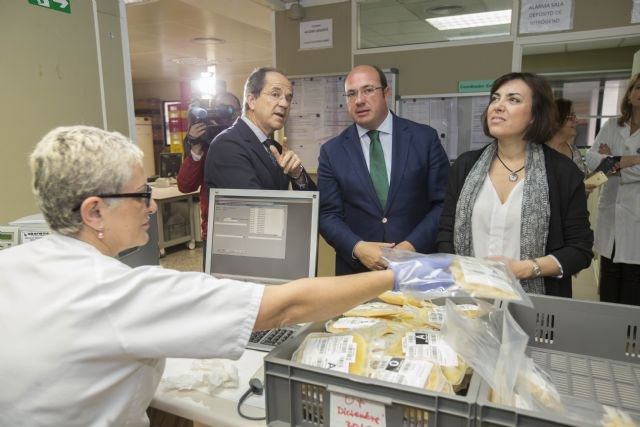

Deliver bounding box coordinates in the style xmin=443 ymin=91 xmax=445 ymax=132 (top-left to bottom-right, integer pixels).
xmin=190 ymin=105 xmax=236 ymax=126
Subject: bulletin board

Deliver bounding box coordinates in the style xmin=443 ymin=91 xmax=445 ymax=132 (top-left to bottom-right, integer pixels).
xmin=284 ymin=69 xmax=398 ymax=172
xmin=396 ymin=93 xmax=492 ymax=160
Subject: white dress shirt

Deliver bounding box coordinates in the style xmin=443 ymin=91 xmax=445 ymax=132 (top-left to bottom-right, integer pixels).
xmin=471 ymin=175 xmax=524 ymax=259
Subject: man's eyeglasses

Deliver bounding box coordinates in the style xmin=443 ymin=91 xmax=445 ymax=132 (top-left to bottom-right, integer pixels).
xmin=97 ymin=184 xmax=153 ymax=208
xmin=261 ymin=89 xmax=293 ymax=104
xmin=343 ymin=86 xmax=384 ymax=100
xmin=566 ymin=112 xmax=577 ymax=122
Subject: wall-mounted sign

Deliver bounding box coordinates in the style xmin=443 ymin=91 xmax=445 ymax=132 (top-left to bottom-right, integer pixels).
xmin=300 ymin=19 xmax=333 ymax=50
xmin=519 ymin=0 xmax=573 ymax=34
xmin=458 ymin=79 xmax=494 ymax=93
xmin=28 ymin=0 xmax=71 ymax=14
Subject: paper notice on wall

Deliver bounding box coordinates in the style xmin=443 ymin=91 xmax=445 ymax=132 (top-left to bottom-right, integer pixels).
xmin=519 ymin=0 xmax=574 ymax=34
xmin=300 ymin=19 xmax=333 ymax=50
xmin=633 ymin=0 xmax=640 ymax=23
xmin=471 ymin=97 xmax=493 ymax=149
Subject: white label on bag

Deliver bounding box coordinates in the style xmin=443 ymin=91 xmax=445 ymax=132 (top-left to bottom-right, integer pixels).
xmin=428 ymin=306 xmax=446 ymax=325
xmin=458 ymin=258 xmax=513 ymax=293
xmin=369 ymin=356 xmax=433 ymax=388
xmin=301 ymin=335 xmax=357 ymax=373
xmin=332 ymin=317 xmax=383 ymax=330
xmin=349 ymin=302 xmax=397 ymax=311
xmin=428 ymin=304 xmax=478 ymax=325
xmin=402 ymin=331 xmax=459 ymax=366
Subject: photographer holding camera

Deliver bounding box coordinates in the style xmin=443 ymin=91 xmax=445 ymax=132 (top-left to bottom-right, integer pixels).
xmin=177 ymin=92 xmax=242 ymax=249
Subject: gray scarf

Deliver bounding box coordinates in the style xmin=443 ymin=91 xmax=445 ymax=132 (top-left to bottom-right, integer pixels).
xmin=453 ymin=141 xmax=549 ymax=294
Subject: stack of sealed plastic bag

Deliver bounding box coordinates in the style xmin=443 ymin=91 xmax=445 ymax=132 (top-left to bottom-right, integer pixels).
xmin=440 ymin=300 xmax=639 ymax=427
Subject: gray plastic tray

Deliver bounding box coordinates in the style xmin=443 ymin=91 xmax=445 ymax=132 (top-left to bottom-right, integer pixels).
xmin=476 ymin=295 xmax=640 ymax=426
xmin=264 ymin=321 xmax=480 ymax=427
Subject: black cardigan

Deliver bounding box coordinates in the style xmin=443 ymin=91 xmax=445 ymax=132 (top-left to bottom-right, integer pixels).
xmin=436 ymin=144 xmax=593 ymax=297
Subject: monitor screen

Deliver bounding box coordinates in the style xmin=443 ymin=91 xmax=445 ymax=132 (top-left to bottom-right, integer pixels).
xmin=205 ymin=189 xmax=319 ymax=285
xmin=159 ymin=152 xmax=182 ymax=178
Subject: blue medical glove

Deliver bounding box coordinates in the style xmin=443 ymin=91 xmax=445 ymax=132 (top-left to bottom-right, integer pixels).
xmin=383 ymin=249 xmax=456 ymax=294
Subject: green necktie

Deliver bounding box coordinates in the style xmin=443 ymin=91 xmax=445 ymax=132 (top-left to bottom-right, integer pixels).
xmin=367 ymin=129 xmax=389 ymax=207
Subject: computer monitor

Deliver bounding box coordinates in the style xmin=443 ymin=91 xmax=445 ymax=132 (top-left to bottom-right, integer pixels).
xmin=205 ymin=189 xmax=319 ymax=285
xmin=159 ymin=152 xmax=182 ymax=178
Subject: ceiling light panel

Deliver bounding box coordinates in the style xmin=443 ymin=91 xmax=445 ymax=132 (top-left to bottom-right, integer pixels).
xmin=426 ymin=9 xmax=511 ymax=30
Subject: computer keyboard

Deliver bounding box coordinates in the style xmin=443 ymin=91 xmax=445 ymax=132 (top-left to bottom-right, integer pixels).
xmin=247 ymin=326 xmax=300 ymax=352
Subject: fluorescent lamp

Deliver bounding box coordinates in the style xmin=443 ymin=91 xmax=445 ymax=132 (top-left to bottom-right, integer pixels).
xmin=426 ymin=9 xmax=511 ymax=30
xmin=447 ymin=32 xmax=510 ymax=41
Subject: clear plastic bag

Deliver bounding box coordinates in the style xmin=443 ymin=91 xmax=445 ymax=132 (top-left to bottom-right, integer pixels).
xmin=383 ymin=249 xmax=532 ymax=307
xmin=440 ymin=299 xmax=529 ymax=405
xmin=440 ymin=300 xmax=639 ymax=426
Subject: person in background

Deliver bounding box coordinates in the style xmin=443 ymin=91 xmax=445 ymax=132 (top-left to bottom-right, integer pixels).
xmin=437 ymin=72 xmax=593 ymax=297
xmin=546 ymin=98 xmax=591 ymax=176
xmin=177 ymin=91 xmax=241 ymax=243
xmin=318 ymin=65 xmax=450 ymax=275
xmin=586 ymin=73 xmax=640 ymax=306
xmin=204 ymin=67 xmax=316 ymax=191
xmin=0 ymin=125 xmax=432 ymax=426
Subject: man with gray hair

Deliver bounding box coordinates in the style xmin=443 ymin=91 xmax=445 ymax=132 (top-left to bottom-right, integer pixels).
xmin=204 ymin=67 xmax=316 ymax=191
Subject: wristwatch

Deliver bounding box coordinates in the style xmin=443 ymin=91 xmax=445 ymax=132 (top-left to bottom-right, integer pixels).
xmin=531 ymin=259 xmax=542 ymax=278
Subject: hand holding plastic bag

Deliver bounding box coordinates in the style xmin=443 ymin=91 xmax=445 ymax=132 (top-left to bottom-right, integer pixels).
xmin=386 ymin=250 xmax=456 ymax=293
xmin=383 ymin=248 xmax=532 ymax=306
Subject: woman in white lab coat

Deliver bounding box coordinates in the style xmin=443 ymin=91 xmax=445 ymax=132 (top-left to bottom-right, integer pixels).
xmin=586 ymin=73 xmax=640 ymax=306
xmin=0 ymin=125 xmax=431 ymax=426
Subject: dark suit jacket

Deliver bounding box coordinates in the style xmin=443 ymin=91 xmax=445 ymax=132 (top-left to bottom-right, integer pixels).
xmin=204 ymin=118 xmax=316 ymax=191
xmin=318 ymin=113 xmax=450 ymax=275
xmin=436 ymin=143 xmax=593 ymax=297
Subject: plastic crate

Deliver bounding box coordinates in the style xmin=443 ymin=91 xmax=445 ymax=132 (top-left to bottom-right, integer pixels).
xmin=264 ymin=321 xmax=480 ymax=427
xmin=476 ymin=295 xmax=640 ymax=427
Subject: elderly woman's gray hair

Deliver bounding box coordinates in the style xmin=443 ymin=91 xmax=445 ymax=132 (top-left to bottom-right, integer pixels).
xmin=30 ymin=126 xmax=144 ymax=236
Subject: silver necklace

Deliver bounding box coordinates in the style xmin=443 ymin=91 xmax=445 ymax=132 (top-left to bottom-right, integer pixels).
xmin=496 ymin=152 xmax=525 ymax=182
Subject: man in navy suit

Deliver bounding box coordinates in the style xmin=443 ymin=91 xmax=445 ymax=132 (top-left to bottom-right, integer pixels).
xmin=204 ymin=67 xmax=315 ymax=191
xmin=318 ymin=65 xmax=449 ymax=275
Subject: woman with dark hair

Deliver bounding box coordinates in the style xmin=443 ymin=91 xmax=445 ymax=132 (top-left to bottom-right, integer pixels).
xmin=437 ymin=72 xmax=593 ymax=297
xmin=586 ymin=73 xmax=640 ymax=305
xmin=546 ymin=98 xmax=591 ymax=176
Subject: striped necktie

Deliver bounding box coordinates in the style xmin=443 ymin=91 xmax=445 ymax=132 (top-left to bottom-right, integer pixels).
xmin=367 ymin=129 xmax=388 ymax=207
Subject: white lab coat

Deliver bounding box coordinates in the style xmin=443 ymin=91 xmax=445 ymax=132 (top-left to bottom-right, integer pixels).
xmin=0 ymin=234 xmax=264 ymax=427
xmin=586 ymin=119 xmax=640 ymax=264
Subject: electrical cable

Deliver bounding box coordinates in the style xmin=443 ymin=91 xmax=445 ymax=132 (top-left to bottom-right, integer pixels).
xmin=236 ymin=378 xmax=266 ymax=421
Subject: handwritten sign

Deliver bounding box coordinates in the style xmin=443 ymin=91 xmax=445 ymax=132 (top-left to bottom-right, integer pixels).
xmin=329 ymin=392 xmax=386 ymax=427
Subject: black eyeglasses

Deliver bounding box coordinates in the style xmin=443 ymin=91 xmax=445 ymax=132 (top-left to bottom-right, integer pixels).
xmin=343 ymin=86 xmax=384 ymax=100
xmin=97 ymin=184 xmax=153 ymax=208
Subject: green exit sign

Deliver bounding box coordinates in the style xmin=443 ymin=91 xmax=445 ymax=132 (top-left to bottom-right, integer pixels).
xmin=458 ymin=79 xmax=493 ymax=93
xmin=28 ymin=0 xmax=71 ymax=14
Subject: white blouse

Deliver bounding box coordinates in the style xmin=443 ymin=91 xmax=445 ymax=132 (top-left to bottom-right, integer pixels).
xmin=471 ymin=175 xmax=524 ymax=259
